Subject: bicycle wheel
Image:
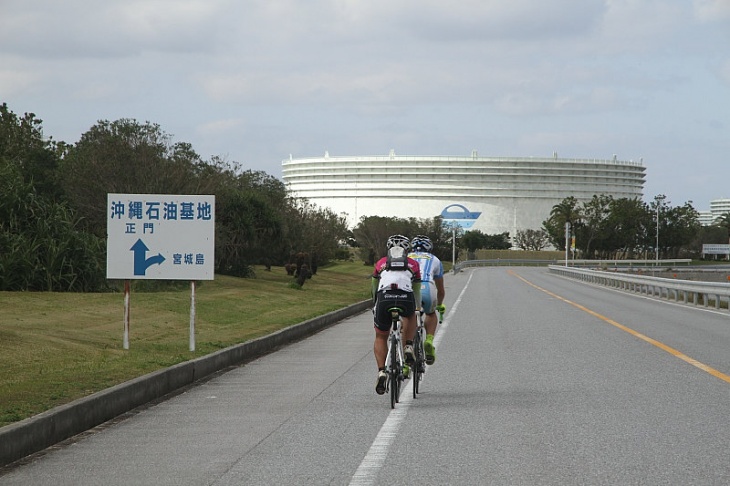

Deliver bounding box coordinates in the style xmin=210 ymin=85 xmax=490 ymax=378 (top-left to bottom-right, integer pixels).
xmin=412 ymin=332 xmax=421 ymax=398
xmin=389 ymin=335 xmax=399 ymax=409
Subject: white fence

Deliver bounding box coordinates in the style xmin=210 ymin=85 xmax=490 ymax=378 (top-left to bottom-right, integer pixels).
xmin=548 ymin=265 xmax=730 ymax=312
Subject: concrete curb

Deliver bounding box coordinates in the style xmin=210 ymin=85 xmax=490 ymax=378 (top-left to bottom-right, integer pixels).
xmin=0 ymin=299 xmax=372 ymax=469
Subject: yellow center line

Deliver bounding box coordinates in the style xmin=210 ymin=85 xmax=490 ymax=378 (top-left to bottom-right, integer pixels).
xmin=508 ymin=270 xmax=730 ymax=384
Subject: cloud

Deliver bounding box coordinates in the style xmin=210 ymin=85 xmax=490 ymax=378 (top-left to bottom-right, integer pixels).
xmin=0 ymin=0 xmax=227 ymax=59
xmin=694 ymin=0 xmax=730 ymax=22
xmin=196 ymin=118 xmax=244 ymax=137
xmin=720 ymin=60 xmax=730 ymax=85
xmin=0 ymin=65 xmax=43 ymax=98
xmin=399 ymin=0 xmax=606 ymax=42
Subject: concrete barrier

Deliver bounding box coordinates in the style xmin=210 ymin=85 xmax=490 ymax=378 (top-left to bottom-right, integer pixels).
xmin=0 ymin=300 xmax=372 ymax=468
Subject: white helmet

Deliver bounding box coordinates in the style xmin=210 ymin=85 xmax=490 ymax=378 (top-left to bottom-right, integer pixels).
xmin=386 ymin=234 xmax=410 ymax=251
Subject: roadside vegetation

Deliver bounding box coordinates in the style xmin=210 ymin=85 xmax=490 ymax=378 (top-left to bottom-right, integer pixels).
xmin=0 ymin=262 xmax=371 ymax=427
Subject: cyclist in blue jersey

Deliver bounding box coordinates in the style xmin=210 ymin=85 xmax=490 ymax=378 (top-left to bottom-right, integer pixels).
xmin=409 ymin=235 xmax=446 ymax=365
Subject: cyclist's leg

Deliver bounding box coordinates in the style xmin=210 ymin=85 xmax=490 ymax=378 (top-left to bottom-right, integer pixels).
xmin=402 ymin=318 xmax=417 ymax=365
xmin=419 ymin=282 xmax=438 ymax=364
xmin=373 ymin=292 xmax=392 ymax=394
xmin=374 ymin=330 xmax=388 ymax=369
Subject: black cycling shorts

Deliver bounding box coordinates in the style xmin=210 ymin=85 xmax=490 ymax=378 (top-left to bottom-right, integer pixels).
xmin=373 ymin=288 xmax=416 ymax=333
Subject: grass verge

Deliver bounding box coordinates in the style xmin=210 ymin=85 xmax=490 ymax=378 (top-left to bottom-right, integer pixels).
xmin=0 ymin=261 xmax=371 ymax=428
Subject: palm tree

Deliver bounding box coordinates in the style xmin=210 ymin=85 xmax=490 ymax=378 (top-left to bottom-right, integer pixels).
xmin=549 ymin=196 xmax=582 ymax=227
xmin=547 ymin=196 xmax=583 ymax=254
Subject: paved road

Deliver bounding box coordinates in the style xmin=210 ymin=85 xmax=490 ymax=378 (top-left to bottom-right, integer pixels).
xmin=3 ymin=267 xmax=730 ymax=485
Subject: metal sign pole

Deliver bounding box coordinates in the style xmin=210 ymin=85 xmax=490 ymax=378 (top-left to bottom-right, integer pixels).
xmin=123 ymin=280 xmax=131 ymax=350
xmin=564 ymin=222 xmax=570 ymax=267
xmin=189 ymin=280 xmax=196 ymax=352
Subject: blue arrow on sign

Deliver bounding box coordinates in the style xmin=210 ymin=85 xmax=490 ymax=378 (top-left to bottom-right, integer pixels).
xmin=130 ymin=239 xmax=166 ymax=276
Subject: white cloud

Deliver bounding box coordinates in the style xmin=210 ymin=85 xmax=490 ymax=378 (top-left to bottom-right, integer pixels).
xmin=0 ymin=0 xmax=227 ymax=58
xmin=694 ymin=0 xmax=730 ymax=21
xmin=0 ymin=64 xmax=42 ymax=97
xmin=196 ymin=118 xmax=244 ymax=137
xmin=718 ymin=59 xmax=730 ymax=85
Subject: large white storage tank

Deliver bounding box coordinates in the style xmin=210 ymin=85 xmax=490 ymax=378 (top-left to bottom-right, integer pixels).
xmin=282 ymin=150 xmax=646 ymax=237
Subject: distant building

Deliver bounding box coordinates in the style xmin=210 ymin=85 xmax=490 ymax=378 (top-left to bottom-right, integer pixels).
xmin=699 ymin=211 xmax=714 ymax=226
xmin=282 ymin=151 xmax=646 ymax=240
xmin=707 ymin=198 xmax=730 ymax=225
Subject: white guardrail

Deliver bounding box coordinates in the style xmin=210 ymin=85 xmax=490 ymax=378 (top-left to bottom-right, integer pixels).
xmin=548 ymin=264 xmax=730 ymax=312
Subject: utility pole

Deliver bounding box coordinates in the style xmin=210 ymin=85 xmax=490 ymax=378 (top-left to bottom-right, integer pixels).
xmin=655 ymin=194 xmax=666 ymax=265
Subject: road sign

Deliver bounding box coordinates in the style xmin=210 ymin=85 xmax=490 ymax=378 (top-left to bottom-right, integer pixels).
xmin=107 ymin=194 xmax=215 ymax=280
xmin=440 ymin=204 xmax=481 ymax=229
xmin=702 ymin=244 xmax=730 ymax=256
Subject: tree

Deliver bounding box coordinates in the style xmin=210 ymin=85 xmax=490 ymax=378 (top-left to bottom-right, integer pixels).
xmin=0 ymin=103 xmax=64 ymax=201
xmin=60 ymin=119 xmax=204 ymax=236
xmin=282 ymin=198 xmax=349 ymax=273
xmin=352 ymin=216 xmax=420 ymax=265
xmin=215 ymin=190 xmax=282 ymax=277
xmin=543 ymin=196 xmax=582 ymax=250
xmin=690 ymin=224 xmax=728 ymax=259
xmin=514 ymin=228 xmax=549 ymax=251
xmin=484 ymin=232 xmax=511 ymax=250
xmin=661 ymin=202 xmax=700 ymax=258
xmin=0 ymin=158 xmax=105 ymax=291
xmin=576 ymin=194 xmax=612 ymax=257
xmin=460 ymin=230 xmax=488 ymax=256
xmin=600 ymin=197 xmax=648 ymax=259
xmin=713 ymin=212 xmax=730 ymax=242
xmin=351 ymin=216 xmax=452 ymax=265
xmin=0 ymin=103 xmax=106 ymax=291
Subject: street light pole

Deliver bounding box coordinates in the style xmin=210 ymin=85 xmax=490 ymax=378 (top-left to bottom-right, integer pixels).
xmin=564 ymin=221 xmax=570 ymax=266
xmin=451 ymin=225 xmax=456 ymax=270
xmin=655 ymin=194 xmax=666 ymax=265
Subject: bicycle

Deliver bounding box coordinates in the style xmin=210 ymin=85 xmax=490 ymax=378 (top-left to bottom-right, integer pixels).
xmin=384 ymin=306 xmax=407 ymax=408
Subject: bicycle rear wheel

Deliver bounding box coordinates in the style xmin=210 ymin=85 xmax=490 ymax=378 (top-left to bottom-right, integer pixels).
xmin=389 ymin=335 xmax=399 ymax=408
xmin=412 ymin=332 xmax=421 ymax=397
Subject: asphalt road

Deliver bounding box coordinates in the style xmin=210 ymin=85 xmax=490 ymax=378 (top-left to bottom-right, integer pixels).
xmin=3 ymin=267 xmax=730 ymax=485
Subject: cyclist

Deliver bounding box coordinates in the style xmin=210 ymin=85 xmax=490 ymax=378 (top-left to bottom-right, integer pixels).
xmin=409 ymin=235 xmax=445 ymax=365
xmin=372 ymin=234 xmax=422 ymax=395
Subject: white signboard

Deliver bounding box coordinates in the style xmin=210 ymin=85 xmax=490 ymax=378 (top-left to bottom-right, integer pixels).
xmin=702 ymin=244 xmax=730 ymax=256
xmin=107 ymin=194 xmax=215 ymax=280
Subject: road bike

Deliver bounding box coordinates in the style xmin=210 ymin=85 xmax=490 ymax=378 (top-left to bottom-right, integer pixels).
xmin=384 ymin=306 xmax=406 ymax=409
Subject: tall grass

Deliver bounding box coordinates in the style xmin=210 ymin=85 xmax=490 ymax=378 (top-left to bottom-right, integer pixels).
xmin=0 ymin=261 xmax=371 ymax=427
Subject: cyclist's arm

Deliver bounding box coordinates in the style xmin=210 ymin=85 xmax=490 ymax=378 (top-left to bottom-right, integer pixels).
xmin=371 ymin=276 xmax=379 ymax=303
xmin=413 ymin=279 xmax=422 ymax=310
xmin=435 ymin=275 xmax=445 ymax=306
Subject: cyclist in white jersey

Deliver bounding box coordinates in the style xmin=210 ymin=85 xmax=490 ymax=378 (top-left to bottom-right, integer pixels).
xmin=408 ymin=235 xmax=445 ymax=365
xmin=371 ymin=234 xmax=421 ymax=394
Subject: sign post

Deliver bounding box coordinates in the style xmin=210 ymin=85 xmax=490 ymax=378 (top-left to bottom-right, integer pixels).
xmin=107 ymin=194 xmax=215 ymax=350
xmin=440 ymin=204 xmax=482 ymax=271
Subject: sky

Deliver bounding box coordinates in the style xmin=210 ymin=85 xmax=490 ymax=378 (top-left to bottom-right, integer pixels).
xmin=1 ymin=0 xmax=729 ymax=211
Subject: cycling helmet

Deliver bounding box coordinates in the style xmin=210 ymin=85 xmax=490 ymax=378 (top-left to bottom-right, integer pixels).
xmin=411 ymin=235 xmax=433 ymax=253
xmin=386 ymin=234 xmax=411 ymax=251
